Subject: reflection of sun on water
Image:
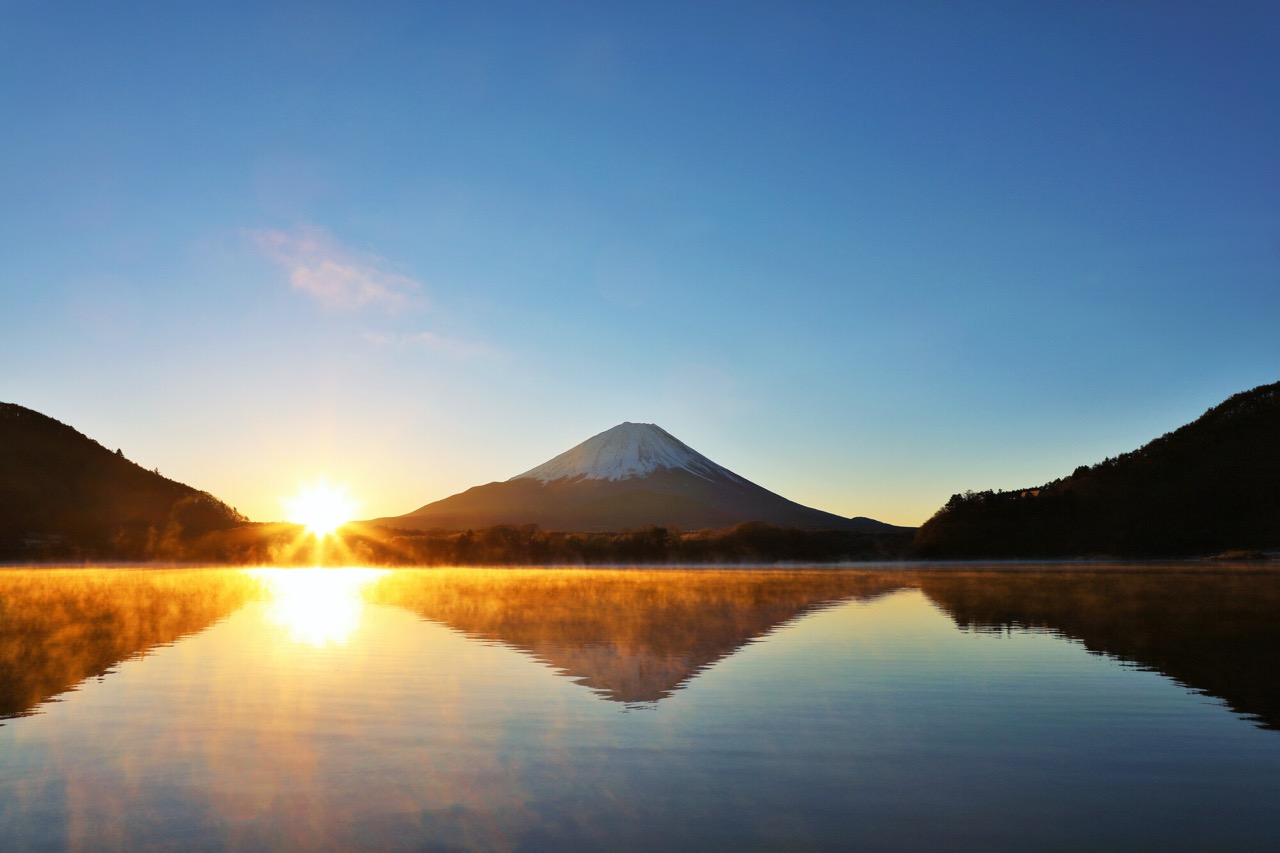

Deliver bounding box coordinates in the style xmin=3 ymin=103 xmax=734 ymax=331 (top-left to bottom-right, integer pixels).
xmin=247 ymin=568 xmax=388 ymax=647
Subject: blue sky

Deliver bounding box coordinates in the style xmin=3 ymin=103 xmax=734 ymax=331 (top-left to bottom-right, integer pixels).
xmin=2 ymin=1 xmax=1277 ymax=526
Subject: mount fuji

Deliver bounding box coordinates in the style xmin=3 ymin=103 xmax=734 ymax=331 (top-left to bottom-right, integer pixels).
xmin=373 ymin=422 xmax=900 ymax=533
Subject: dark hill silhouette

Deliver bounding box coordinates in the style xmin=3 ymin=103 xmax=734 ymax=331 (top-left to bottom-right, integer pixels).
xmin=914 ymin=381 xmax=1280 ymax=557
xmin=0 ymin=402 xmax=245 ymax=560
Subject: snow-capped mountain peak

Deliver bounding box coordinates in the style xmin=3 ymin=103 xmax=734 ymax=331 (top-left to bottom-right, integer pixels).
xmin=382 ymin=420 xmax=886 ymax=532
xmin=511 ymin=422 xmax=742 ymax=484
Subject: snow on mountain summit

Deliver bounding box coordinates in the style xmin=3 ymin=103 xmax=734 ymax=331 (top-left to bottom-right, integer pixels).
xmin=384 ymin=420 xmax=886 ymax=532
xmin=511 ymin=422 xmax=742 ymax=484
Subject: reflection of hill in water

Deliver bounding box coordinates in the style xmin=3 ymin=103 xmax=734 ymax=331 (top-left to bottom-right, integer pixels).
xmin=0 ymin=569 xmax=258 ymax=720
xmin=917 ymin=569 xmax=1280 ymax=730
xmin=370 ymin=569 xmax=907 ymax=703
xmin=9 ymin=565 xmax=1275 ymax=729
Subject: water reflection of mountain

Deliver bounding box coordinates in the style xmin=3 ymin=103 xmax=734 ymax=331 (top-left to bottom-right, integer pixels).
xmin=917 ymin=569 xmax=1280 ymax=730
xmin=369 ymin=569 xmax=908 ymax=704
xmin=0 ymin=569 xmax=258 ymax=720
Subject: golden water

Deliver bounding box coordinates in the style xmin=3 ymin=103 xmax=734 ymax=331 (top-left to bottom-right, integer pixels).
xmin=2 ymin=566 xmax=1279 ymax=850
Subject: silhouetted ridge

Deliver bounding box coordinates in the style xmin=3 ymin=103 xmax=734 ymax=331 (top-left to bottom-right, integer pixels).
xmin=0 ymin=402 xmax=245 ymax=559
xmin=914 ymin=381 xmax=1280 ymax=557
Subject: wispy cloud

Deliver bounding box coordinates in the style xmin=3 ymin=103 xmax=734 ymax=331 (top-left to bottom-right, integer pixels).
xmin=364 ymin=330 xmax=501 ymax=360
xmin=249 ymin=225 xmax=422 ymax=311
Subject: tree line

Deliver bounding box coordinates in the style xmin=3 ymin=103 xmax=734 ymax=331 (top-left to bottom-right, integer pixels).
xmin=7 ymin=520 xmax=915 ymax=566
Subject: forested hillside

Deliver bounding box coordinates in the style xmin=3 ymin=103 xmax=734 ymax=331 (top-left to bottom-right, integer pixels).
xmin=0 ymin=403 xmax=245 ymax=560
xmin=914 ymin=382 xmax=1280 ymax=558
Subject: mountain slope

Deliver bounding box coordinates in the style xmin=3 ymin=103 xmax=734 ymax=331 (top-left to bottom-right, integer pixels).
xmin=914 ymin=381 xmax=1280 ymax=557
xmin=0 ymin=402 xmax=245 ymax=558
xmin=376 ymin=422 xmax=892 ymax=532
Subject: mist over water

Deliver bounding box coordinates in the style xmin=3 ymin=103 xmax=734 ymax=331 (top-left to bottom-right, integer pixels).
xmin=2 ymin=566 xmax=1279 ymax=850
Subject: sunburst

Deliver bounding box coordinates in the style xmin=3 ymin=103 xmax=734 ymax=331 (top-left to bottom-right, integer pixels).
xmin=281 ymin=479 xmax=358 ymax=537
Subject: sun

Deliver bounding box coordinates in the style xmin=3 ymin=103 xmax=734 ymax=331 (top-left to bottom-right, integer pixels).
xmin=282 ymin=479 xmax=358 ymax=537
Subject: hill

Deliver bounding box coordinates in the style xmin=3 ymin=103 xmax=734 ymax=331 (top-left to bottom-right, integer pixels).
xmin=373 ymin=422 xmax=902 ymax=533
xmin=914 ymin=381 xmax=1280 ymax=558
xmin=0 ymin=402 xmax=245 ymax=560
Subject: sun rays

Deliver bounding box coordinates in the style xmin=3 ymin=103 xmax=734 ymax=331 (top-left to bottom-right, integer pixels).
xmin=282 ymin=479 xmax=358 ymax=538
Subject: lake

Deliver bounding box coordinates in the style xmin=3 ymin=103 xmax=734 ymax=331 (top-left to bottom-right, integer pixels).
xmin=2 ymin=565 xmax=1279 ymax=851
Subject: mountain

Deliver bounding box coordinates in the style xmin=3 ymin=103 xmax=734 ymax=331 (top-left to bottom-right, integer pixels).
xmin=375 ymin=422 xmax=896 ymax=533
xmin=914 ymin=381 xmax=1280 ymax=558
xmin=0 ymin=402 xmax=245 ymax=559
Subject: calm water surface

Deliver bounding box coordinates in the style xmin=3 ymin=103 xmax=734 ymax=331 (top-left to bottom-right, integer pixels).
xmin=2 ymin=565 xmax=1279 ymax=851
